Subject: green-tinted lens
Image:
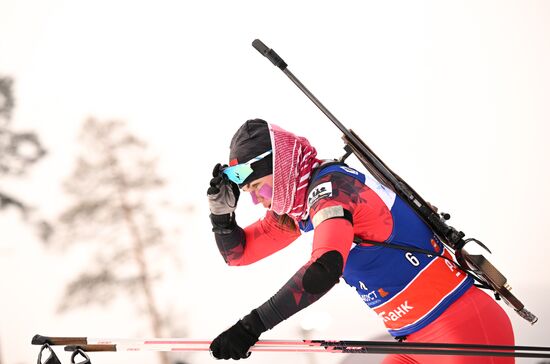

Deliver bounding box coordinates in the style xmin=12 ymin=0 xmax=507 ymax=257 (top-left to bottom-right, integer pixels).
xmin=223 ymin=164 xmax=254 ymax=185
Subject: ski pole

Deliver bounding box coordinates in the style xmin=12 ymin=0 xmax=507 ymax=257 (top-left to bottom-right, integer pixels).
xmin=32 ymin=335 xmax=550 ymax=358
xmin=62 ymin=343 xmax=550 ymax=359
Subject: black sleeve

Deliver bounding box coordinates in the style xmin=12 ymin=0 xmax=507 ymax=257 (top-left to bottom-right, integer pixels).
xmin=210 ymin=212 xmax=246 ymax=264
xmin=255 ymin=260 xmax=330 ymax=330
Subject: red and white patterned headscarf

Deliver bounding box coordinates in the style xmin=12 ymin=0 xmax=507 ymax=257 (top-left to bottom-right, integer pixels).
xmin=269 ymin=123 xmax=321 ymax=222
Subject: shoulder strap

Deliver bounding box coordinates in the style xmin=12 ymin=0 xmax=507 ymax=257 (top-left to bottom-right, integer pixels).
xmin=353 ymin=237 xmax=492 ymax=290
xmin=309 ymin=161 xmax=366 ymax=187
xmin=309 ymin=160 xmax=344 ymax=182
xmin=353 ymin=237 xmax=442 ymax=257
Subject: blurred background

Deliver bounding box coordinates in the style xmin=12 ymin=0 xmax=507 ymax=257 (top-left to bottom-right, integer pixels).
xmin=1 ymin=1 xmax=549 ymax=363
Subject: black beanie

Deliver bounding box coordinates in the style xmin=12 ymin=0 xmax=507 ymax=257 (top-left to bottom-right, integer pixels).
xmin=229 ymin=119 xmax=273 ymax=187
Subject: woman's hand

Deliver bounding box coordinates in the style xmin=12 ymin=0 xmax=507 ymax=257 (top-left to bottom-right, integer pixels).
xmin=207 ymin=163 xmax=240 ymax=216
xmin=210 ymin=310 xmax=265 ymax=360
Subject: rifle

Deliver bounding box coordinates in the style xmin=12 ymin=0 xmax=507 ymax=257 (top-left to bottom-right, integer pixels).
xmin=251 ymin=39 xmax=537 ymax=324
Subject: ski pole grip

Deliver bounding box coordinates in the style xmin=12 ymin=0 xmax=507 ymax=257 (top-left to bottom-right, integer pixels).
xmin=65 ymin=344 xmax=117 ymax=352
xmin=32 ymin=334 xmax=87 ymax=345
xmin=252 ymin=39 xmax=287 ymax=70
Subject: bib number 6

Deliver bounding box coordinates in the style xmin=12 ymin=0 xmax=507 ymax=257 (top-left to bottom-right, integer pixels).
xmin=405 ymin=252 xmax=420 ymax=267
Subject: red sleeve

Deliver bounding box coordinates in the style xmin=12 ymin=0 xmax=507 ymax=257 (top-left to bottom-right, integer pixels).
xmin=310 ymin=216 xmax=354 ymax=265
xmin=229 ymin=211 xmax=300 ymax=266
xmin=307 ymin=173 xmax=359 ymax=265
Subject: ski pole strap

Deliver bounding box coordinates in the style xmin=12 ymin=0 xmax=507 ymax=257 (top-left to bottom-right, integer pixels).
xmin=37 ymin=344 xmax=62 ymax=364
xmin=70 ymin=348 xmax=91 ymax=364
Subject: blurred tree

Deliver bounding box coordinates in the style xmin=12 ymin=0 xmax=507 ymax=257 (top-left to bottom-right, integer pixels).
xmin=0 ymin=75 xmax=50 ymax=241
xmin=56 ymin=118 xmax=185 ymax=364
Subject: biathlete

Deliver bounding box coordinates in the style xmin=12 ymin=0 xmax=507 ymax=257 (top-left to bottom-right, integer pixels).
xmin=206 ymin=118 xmax=515 ymax=363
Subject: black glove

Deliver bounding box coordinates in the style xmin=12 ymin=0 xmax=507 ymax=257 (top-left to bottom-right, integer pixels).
xmin=207 ymin=163 xmax=240 ymax=215
xmin=210 ymin=310 xmax=266 ymax=360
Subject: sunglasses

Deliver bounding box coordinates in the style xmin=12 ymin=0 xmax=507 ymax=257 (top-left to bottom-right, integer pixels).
xmin=223 ymin=149 xmax=272 ymax=185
